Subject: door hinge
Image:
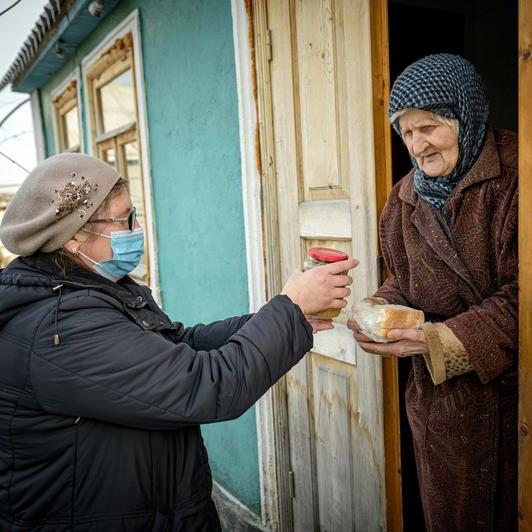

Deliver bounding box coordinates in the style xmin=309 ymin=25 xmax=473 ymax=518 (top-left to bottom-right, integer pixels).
xmin=266 ymin=29 xmax=273 ymax=61
xmin=288 ymin=470 xmax=295 ymax=498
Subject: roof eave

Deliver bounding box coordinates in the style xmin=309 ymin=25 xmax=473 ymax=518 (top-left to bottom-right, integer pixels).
xmin=1 ymin=0 xmax=120 ymax=93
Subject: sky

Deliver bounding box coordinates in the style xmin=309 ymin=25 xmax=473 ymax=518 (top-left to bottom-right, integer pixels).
xmin=0 ymin=0 xmax=48 ymax=193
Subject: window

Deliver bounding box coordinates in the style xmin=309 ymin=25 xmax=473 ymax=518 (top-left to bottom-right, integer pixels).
xmin=86 ymin=33 xmax=149 ymax=283
xmin=52 ymin=80 xmax=81 ymax=153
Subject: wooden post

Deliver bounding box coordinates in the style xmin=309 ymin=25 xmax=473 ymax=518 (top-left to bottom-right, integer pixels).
xmin=519 ymin=0 xmax=532 ymax=529
xmin=370 ymin=1 xmax=403 ymax=530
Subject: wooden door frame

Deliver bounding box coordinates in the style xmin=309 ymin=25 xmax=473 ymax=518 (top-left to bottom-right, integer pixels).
xmin=235 ymin=0 xmax=296 ymax=528
xmin=518 ymin=0 xmax=532 ymax=528
xmin=370 ymin=1 xmax=403 ymax=530
xmin=231 ymin=0 xmax=293 ymax=528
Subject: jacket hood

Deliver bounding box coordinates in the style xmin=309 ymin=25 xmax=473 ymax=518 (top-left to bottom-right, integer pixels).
xmin=0 ymin=254 xmax=117 ymax=331
xmin=0 ymin=259 xmax=61 ymax=328
xmin=0 ymin=253 xmax=184 ymax=350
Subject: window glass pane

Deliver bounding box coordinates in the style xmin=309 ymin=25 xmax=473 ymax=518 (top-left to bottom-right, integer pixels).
xmin=122 ymin=140 xmax=147 ymax=279
xmin=62 ymin=105 xmax=80 ymax=149
xmin=101 ymin=147 xmax=116 ymax=168
xmin=123 ymin=141 xmax=144 ymax=223
xmin=98 ymin=69 xmax=136 ymax=133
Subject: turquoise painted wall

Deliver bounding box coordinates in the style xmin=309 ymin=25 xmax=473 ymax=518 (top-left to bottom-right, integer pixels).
xmin=39 ymin=0 xmax=260 ymax=515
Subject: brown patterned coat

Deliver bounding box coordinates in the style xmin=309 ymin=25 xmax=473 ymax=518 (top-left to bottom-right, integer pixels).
xmin=374 ymin=129 xmax=518 ymax=531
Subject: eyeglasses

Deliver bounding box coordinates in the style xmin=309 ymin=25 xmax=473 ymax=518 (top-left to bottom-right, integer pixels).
xmin=88 ymin=206 xmax=137 ymax=231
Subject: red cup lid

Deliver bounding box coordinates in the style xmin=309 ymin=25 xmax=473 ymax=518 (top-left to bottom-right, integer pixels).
xmin=307 ymin=247 xmax=349 ymax=263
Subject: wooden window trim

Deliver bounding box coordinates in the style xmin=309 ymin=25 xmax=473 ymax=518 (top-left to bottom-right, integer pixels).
xmin=53 ymin=80 xmax=77 ymax=109
xmin=116 ymin=129 xmax=139 ymax=172
xmin=85 ymin=31 xmax=149 ymax=285
xmin=96 ymin=120 xmax=136 ymax=144
xmin=97 ymin=136 xmax=117 ymax=162
xmin=86 ymin=33 xmax=137 ymax=142
xmin=86 ymin=33 xmax=134 ymax=79
xmin=92 ymin=56 xmax=134 ymax=136
xmin=92 ymin=53 xmax=132 ymax=90
xmin=52 ymin=80 xmax=81 ymax=153
xmin=96 ymin=128 xmax=138 ymax=167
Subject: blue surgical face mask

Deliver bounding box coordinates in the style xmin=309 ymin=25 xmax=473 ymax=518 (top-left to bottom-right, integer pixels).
xmin=78 ymin=227 xmax=145 ymax=282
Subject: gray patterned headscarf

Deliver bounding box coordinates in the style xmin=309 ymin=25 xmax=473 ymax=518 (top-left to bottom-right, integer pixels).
xmin=389 ymin=54 xmax=489 ymax=210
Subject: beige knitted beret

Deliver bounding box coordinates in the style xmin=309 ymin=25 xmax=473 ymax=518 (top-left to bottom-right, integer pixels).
xmin=0 ymin=153 xmax=121 ymax=256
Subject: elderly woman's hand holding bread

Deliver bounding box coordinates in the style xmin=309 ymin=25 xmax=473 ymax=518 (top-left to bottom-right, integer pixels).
xmin=347 ymin=299 xmax=429 ymax=357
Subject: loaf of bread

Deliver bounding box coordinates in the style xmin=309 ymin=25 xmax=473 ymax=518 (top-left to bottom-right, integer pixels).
xmin=352 ymin=301 xmax=425 ymax=343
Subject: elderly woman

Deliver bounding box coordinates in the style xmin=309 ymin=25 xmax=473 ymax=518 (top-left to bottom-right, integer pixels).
xmin=0 ymin=153 xmax=355 ymax=531
xmin=349 ymin=54 xmax=517 ymax=531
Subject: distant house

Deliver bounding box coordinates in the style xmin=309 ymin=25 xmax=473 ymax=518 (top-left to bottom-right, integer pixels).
xmin=0 ymin=193 xmax=11 ymax=210
xmin=1 ymin=0 xmax=529 ymax=530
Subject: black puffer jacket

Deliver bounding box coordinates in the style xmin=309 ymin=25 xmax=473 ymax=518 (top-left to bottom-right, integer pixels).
xmin=0 ymin=254 xmax=312 ymax=531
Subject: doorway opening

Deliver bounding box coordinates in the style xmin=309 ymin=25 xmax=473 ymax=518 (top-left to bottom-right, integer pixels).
xmin=387 ymin=0 xmax=517 ymax=529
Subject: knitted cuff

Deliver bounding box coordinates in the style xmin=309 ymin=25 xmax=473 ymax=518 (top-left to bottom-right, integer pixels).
xmin=421 ymin=322 xmax=447 ymax=385
xmin=434 ymin=322 xmax=473 ymax=379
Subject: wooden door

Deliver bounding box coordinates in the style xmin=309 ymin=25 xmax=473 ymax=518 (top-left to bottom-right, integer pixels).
xmin=263 ymin=0 xmax=385 ymax=529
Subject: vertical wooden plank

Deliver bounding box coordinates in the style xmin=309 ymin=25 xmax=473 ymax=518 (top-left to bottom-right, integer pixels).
xmin=311 ymin=356 xmax=356 ymax=531
xmin=261 ymin=1 xmax=320 ymax=529
xmin=296 ymin=0 xmax=342 ymax=194
xmin=342 ymin=2 xmax=386 ymax=529
xmin=369 ymin=1 xmax=403 ymax=531
xmin=519 ymin=0 xmax=532 ymax=529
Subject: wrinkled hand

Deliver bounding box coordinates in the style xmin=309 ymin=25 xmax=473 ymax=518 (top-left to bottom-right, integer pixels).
xmin=281 ymin=258 xmax=358 ymax=315
xmin=306 ymin=316 xmax=334 ymax=334
xmin=347 ymin=320 xmax=428 ymax=357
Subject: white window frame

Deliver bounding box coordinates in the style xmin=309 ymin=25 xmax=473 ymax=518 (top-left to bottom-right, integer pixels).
xmin=81 ymin=9 xmax=161 ymax=304
xmin=50 ymin=67 xmax=84 ymax=154
xmin=31 ymin=90 xmax=46 ymax=162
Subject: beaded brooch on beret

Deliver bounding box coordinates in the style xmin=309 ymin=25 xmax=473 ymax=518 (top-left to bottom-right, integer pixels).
xmin=52 ymin=172 xmax=99 ymax=219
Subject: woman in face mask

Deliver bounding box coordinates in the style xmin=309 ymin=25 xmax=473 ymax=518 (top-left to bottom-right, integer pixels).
xmin=0 ymin=153 xmax=356 ymax=532
xmin=66 ymin=180 xmax=145 ymax=281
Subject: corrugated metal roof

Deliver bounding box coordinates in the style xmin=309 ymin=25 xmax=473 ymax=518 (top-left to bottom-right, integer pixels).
xmin=0 ymin=0 xmax=119 ymax=93
xmin=0 ymin=0 xmax=68 ymax=91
